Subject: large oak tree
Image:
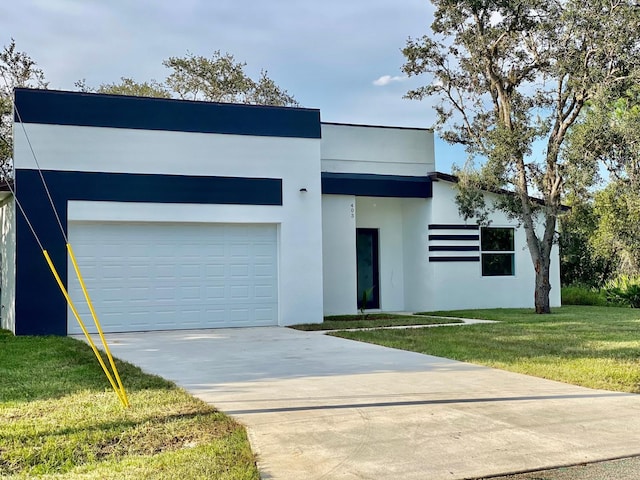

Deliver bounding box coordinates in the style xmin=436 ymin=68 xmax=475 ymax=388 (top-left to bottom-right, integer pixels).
xmin=403 ymin=0 xmax=640 ymax=313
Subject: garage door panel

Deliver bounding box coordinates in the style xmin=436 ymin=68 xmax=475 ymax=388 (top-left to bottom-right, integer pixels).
xmin=67 ymin=222 xmax=278 ymax=333
xmin=206 ymin=265 xmax=225 ymax=277
xmin=255 ymin=285 xmax=277 ymax=298
xmin=255 ymin=307 xmax=277 ymax=322
xmin=206 ymin=286 xmax=225 ymax=299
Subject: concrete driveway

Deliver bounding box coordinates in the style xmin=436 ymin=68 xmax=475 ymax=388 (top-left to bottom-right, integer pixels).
xmin=102 ymin=327 xmax=640 ymax=480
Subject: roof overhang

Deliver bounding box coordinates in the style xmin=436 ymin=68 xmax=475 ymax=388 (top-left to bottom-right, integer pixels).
xmin=429 ymin=171 xmax=570 ymax=211
xmin=321 ymin=172 xmax=432 ymax=198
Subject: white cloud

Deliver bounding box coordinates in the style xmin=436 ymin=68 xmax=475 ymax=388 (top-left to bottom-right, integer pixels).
xmin=372 ymin=75 xmax=407 ymax=86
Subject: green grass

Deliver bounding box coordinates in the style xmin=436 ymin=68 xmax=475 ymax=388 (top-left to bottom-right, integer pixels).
xmin=561 ymin=285 xmax=608 ymax=306
xmin=290 ymin=313 xmax=462 ymax=331
xmin=0 ymin=329 xmax=259 ymax=479
xmin=333 ymin=306 xmax=640 ymax=393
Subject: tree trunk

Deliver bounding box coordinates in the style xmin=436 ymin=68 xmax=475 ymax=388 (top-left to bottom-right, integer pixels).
xmin=534 ymin=256 xmax=552 ymax=314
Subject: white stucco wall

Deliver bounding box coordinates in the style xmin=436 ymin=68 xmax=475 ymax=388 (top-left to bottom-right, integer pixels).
xmin=14 ymin=123 xmax=318 ymax=179
xmin=426 ymin=180 xmax=561 ymax=311
xmin=0 ymin=197 xmax=15 ymax=332
xmin=320 ymin=123 xmax=435 ymax=176
xmin=401 ymin=198 xmax=433 ymax=311
xmin=321 ymin=195 xmax=357 ymax=315
xmin=15 ymin=123 xmax=324 ymax=327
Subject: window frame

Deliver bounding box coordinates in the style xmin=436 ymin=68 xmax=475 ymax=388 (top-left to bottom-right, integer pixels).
xmin=480 ymin=227 xmax=515 ymax=277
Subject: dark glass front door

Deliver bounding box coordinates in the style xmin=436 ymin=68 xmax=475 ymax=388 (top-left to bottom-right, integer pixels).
xmin=356 ymin=228 xmax=380 ymax=309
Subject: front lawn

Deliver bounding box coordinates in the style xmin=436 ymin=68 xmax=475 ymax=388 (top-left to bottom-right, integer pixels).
xmin=0 ymin=329 xmax=259 ymax=479
xmin=290 ymin=313 xmax=462 ymax=331
xmin=333 ymin=306 xmax=640 ymax=393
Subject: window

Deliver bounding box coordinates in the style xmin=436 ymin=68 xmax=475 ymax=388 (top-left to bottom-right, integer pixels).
xmin=481 ymin=227 xmax=514 ymax=276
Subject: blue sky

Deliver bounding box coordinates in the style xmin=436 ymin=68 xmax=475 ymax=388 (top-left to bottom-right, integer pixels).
xmin=3 ymin=0 xmax=465 ymax=172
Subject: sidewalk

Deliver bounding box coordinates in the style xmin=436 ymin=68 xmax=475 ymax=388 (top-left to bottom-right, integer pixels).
xmin=311 ymin=315 xmax=497 ymax=333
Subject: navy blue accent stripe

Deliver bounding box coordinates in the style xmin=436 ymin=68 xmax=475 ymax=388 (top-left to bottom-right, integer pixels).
xmin=428 ymin=234 xmax=479 ymax=241
xmin=429 ymin=256 xmax=480 ymax=262
xmin=14 ymin=88 xmax=322 ymax=139
xmin=321 ymin=172 xmax=432 ymax=198
xmin=429 ymin=245 xmax=479 ymax=252
xmin=40 ymin=170 xmax=283 ymax=206
xmin=13 ymin=169 xmax=282 ymax=336
xmin=428 ymin=224 xmax=479 ymax=230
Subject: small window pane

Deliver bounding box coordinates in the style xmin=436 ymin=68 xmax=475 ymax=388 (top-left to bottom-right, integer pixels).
xmin=481 ymin=228 xmax=514 ymax=251
xmin=482 ymin=253 xmax=514 ymax=276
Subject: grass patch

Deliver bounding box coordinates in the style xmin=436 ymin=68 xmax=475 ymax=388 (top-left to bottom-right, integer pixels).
xmin=0 ymin=329 xmax=258 ymax=479
xmin=290 ymin=313 xmax=462 ymax=331
xmin=561 ymin=285 xmax=608 ymax=306
xmin=333 ymin=306 xmax=640 ymax=393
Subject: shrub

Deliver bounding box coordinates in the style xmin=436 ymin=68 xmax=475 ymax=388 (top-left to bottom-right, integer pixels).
xmin=561 ymin=285 xmax=607 ymax=306
xmin=602 ymin=275 xmax=640 ymax=308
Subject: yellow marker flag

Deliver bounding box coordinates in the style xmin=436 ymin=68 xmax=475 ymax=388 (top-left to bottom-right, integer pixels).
xmin=43 ymin=249 xmax=128 ymax=407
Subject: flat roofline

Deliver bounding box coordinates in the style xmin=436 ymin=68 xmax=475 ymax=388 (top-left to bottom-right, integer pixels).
xmin=14 ymin=88 xmax=321 ymax=139
xmin=16 ymin=88 xmax=321 ymax=113
xmin=430 ymin=171 xmax=570 ymax=211
xmin=321 ymin=121 xmax=433 ymax=132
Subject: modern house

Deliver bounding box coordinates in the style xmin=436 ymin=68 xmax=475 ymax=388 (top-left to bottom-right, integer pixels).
xmin=0 ymin=89 xmax=560 ymax=335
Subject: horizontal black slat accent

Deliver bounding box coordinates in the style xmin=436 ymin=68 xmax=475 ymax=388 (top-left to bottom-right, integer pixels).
xmin=429 ymin=256 xmax=480 ymax=262
xmin=428 ymin=224 xmax=479 ymax=230
xmin=14 ymin=88 xmax=321 ymax=139
xmin=428 ymin=234 xmax=479 ymax=241
xmin=429 ymin=245 xmax=480 ymax=252
xmin=321 ymin=172 xmax=432 ymax=198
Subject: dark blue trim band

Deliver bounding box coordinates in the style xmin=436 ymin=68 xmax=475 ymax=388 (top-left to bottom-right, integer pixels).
xmin=13 ymin=169 xmax=282 ymax=336
xmin=428 ymin=224 xmax=479 ymax=230
xmin=14 ymin=88 xmax=321 ymax=139
xmin=321 ymin=172 xmax=432 ymax=198
xmin=35 ymin=170 xmax=283 ymax=206
xmin=429 ymin=256 xmax=480 ymax=262
xmin=428 ymin=234 xmax=479 ymax=241
xmin=429 ymin=245 xmax=479 ymax=252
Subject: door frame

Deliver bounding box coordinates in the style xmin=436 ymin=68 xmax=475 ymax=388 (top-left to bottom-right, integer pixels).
xmin=356 ymin=228 xmax=380 ymax=310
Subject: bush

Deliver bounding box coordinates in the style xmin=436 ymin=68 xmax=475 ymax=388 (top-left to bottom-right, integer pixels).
xmin=602 ymin=275 xmax=640 ymax=308
xmin=561 ymin=285 xmax=608 ymax=306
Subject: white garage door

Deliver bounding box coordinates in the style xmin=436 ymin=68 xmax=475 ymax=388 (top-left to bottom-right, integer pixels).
xmin=67 ymin=222 xmax=278 ymax=334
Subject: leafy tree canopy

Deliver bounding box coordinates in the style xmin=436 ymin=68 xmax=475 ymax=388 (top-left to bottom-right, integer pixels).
xmin=592 ymin=182 xmax=640 ymax=276
xmin=567 ymin=84 xmax=640 ymax=188
xmin=559 ymin=196 xmax=616 ymax=287
xmin=76 ymin=77 xmax=172 ymax=99
xmin=562 ymin=83 xmax=640 ymax=281
xmin=402 ymin=0 xmax=640 ymax=312
xmin=81 ymin=51 xmax=298 ymax=107
xmin=0 ymin=39 xmax=47 ymax=176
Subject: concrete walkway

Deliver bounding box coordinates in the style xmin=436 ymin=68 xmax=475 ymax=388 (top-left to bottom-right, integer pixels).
xmin=312 ymin=317 xmax=497 ymax=333
xmin=101 ymin=327 xmax=640 ymax=480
